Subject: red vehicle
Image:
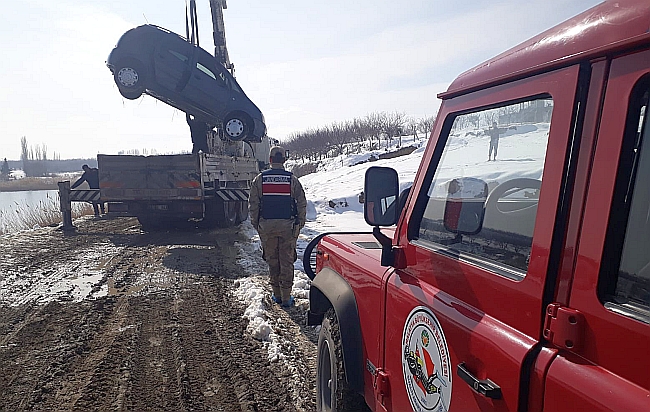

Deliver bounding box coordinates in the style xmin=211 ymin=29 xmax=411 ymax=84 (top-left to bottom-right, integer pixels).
xmin=304 ymin=1 xmax=650 ymax=411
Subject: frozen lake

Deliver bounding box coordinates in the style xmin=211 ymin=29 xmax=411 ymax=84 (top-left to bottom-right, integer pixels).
xmin=0 ymin=190 xmax=59 ymax=215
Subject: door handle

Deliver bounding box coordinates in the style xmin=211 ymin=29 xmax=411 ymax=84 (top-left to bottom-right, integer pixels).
xmin=457 ymin=363 xmax=502 ymax=399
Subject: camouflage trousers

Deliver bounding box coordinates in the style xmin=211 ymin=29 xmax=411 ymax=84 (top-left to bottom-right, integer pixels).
xmin=258 ymin=219 xmax=299 ymax=302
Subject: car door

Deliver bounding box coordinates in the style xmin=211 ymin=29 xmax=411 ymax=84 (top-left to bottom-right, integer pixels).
xmin=543 ymin=49 xmax=650 ymax=411
xmin=183 ymin=48 xmax=230 ymax=119
xmin=378 ymin=65 xmax=582 ymax=411
xmin=153 ymin=34 xmax=193 ymax=94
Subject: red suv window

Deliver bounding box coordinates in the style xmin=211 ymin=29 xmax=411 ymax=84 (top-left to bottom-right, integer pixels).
xmin=417 ymin=97 xmax=553 ymax=276
xmin=600 ymin=77 xmax=650 ymax=323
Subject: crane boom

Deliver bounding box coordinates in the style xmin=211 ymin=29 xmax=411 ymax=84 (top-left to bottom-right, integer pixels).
xmin=209 ymin=0 xmax=234 ymax=76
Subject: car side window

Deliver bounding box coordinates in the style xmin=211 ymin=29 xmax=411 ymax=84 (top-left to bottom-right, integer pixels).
xmin=417 ymin=98 xmax=553 ymax=277
xmin=601 ymin=78 xmax=650 ymax=323
xmin=229 ymin=77 xmax=243 ymax=94
xmin=168 ymin=49 xmax=189 ymax=63
xmin=197 ymin=62 xmax=217 ymax=81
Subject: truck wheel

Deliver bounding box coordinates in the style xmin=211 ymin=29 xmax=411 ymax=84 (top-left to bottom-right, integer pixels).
xmin=203 ymin=199 xmax=237 ymax=228
xmin=235 ymin=201 xmax=248 ymax=224
xmin=221 ymin=201 xmax=238 ymax=227
xmin=317 ymin=308 xmax=368 ymax=412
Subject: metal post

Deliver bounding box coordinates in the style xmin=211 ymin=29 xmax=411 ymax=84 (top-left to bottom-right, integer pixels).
xmin=58 ymin=181 xmax=75 ymax=231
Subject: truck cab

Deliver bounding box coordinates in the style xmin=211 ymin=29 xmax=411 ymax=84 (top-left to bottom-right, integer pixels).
xmin=306 ymin=1 xmax=650 ymax=411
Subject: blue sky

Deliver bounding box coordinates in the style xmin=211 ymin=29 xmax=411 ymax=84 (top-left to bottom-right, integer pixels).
xmin=0 ymin=0 xmax=602 ymax=160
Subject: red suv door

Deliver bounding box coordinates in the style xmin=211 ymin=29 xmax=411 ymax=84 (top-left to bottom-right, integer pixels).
xmin=378 ymin=65 xmax=582 ymax=411
xmin=543 ymin=49 xmax=650 ymax=411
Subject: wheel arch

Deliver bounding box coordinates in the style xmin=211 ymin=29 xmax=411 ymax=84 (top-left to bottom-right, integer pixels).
xmin=310 ymin=267 xmax=365 ymax=395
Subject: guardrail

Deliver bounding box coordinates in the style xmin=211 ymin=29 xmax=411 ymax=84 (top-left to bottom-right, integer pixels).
xmin=57 ymin=181 xmax=101 ymax=231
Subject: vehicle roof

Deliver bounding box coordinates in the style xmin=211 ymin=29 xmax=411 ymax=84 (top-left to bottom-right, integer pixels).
xmin=136 ymin=24 xmax=187 ymax=39
xmin=440 ymin=0 xmax=650 ymax=99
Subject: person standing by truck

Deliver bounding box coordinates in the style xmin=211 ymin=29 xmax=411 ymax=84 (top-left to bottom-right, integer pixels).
xmin=186 ymin=113 xmax=210 ymax=154
xmin=249 ymin=146 xmax=307 ymax=307
xmin=71 ymin=164 xmax=105 ymax=216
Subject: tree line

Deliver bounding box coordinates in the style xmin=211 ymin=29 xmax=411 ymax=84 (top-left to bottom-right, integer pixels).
xmin=283 ymin=111 xmax=436 ymax=162
xmin=19 ymin=136 xmax=65 ymax=177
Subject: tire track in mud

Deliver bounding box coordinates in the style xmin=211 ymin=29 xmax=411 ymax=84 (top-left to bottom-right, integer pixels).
xmin=0 ymin=217 xmax=317 ymax=411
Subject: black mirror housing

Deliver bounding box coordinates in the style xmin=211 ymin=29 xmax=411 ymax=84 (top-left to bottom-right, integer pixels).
xmin=364 ymin=166 xmax=399 ymax=226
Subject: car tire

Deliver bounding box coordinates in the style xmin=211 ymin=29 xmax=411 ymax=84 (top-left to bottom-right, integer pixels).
xmin=317 ymin=308 xmax=369 ymax=412
xmin=223 ymin=113 xmax=252 ymax=141
xmin=114 ymin=59 xmax=146 ymax=100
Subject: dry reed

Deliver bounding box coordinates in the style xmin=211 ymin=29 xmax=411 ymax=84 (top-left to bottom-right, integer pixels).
xmin=0 ymin=177 xmax=70 ymax=192
xmin=0 ymin=192 xmax=93 ymax=235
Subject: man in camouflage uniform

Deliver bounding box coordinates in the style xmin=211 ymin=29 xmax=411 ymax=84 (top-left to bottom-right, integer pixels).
xmin=249 ymin=146 xmax=307 ymax=307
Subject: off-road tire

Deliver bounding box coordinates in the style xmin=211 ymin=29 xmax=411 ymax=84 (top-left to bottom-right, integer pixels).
xmin=317 ymin=308 xmax=369 ymax=412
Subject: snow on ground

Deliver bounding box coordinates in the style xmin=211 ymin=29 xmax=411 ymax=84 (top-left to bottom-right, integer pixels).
xmin=0 ymin=216 xmax=124 ymax=306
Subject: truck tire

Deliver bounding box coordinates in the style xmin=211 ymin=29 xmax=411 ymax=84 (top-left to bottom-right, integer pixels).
xmin=203 ymin=199 xmax=237 ymax=228
xmin=137 ymin=215 xmax=161 ymax=230
xmin=235 ymin=200 xmax=248 ymax=224
xmin=220 ymin=201 xmax=238 ymax=227
xmin=317 ymin=308 xmax=369 ymax=412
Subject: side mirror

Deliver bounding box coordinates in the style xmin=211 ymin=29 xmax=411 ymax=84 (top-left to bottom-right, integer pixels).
xmin=443 ymin=177 xmax=488 ymax=235
xmin=364 ymin=167 xmax=399 ymax=226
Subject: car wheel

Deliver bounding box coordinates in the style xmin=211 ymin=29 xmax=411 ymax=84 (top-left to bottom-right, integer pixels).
xmin=223 ymin=113 xmax=251 ymax=141
xmin=114 ymin=59 xmax=146 ymax=100
xmin=317 ymin=308 xmax=369 ymax=412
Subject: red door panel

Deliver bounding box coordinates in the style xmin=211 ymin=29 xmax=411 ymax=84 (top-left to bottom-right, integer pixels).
xmin=381 ymin=65 xmax=582 ymax=411
xmin=544 ymin=355 xmax=650 ymax=411
xmin=544 ymin=49 xmax=650 ymax=410
xmin=383 ymin=271 xmax=537 ymax=411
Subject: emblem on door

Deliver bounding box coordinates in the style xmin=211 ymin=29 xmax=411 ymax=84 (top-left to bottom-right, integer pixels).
xmin=402 ymin=306 xmax=452 ymax=411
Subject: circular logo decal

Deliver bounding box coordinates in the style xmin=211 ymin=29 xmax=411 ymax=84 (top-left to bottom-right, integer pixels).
xmin=402 ymin=307 xmax=452 ymax=412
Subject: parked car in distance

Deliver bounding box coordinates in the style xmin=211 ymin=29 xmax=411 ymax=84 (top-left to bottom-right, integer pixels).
xmin=106 ymin=25 xmax=266 ymax=142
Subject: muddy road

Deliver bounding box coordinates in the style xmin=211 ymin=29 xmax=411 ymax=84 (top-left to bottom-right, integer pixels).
xmin=0 ymin=216 xmax=317 ymax=411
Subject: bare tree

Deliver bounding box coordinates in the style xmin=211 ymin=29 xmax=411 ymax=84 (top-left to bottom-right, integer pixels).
xmin=418 ymin=115 xmax=436 ymax=137
xmin=405 ymin=117 xmax=419 ymax=143
xmin=1 ymin=158 xmax=9 ymax=180
xmin=329 ymin=122 xmax=356 ymax=156
xmin=364 ymin=112 xmax=384 ymax=150
xmin=381 ymin=111 xmax=406 ymax=148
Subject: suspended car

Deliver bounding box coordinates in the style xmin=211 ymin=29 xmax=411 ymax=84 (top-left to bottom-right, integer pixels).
xmin=106 ymin=25 xmax=266 ymax=142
